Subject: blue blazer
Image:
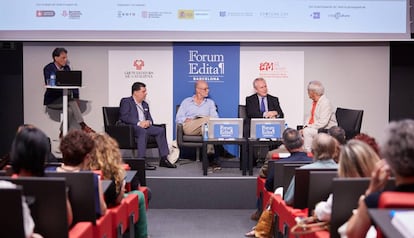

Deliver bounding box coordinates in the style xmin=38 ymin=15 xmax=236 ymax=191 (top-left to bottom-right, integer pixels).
xmin=119 ymin=96 xmax=153 ymax=125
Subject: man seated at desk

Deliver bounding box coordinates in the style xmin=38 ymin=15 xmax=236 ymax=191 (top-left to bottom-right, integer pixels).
xmin=176 ymin=80 xmax=233 ymax=170
xmin=43 ymin=47 xmax=94 ymax=137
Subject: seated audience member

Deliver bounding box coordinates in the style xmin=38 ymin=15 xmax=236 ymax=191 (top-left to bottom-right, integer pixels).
xmin=89 ymin=133 xmax=149 ymax=238
xmin=301 ymin=81 xmax=337 ymax=152
xmin=264 ymin=128 xmax=313 ymax=192
xmin=328 ymin=126 xmax=346 ymax=163
xmin=247 ymin=128 xmax=312 ymax=230
xmin=314 ymin=139 xmax=380 ymax=221
xmin=353 ymin=133 xmax=380 ymax=156
xmin=284 ymin=133 xmax=338 ymax=206
xmin=119 ymin=82 xmax=176 ymax=170
xmin=10 ymin=125 xmax=73 ymax=229
xmin=346 ymin=119 xmax=414 ymax=237
xmin=57 ymin=129 xmax=107 ymax=217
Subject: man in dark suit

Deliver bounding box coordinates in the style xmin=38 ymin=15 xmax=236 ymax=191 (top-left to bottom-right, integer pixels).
xmin=245 ymin=77 xmax=285 ymax=165
xmin=119 ymin=82 xmax=176 ymax=169
xmin=245 ymin=77 xmax=284 ymax=126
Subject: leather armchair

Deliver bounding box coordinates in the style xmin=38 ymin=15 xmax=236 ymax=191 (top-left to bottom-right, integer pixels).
xmin=335 ymin=107 xmax=364 ymax=140
xmin=102 ymin=106 xmax=165 ymax=153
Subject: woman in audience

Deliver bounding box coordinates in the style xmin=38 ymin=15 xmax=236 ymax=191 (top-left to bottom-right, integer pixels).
xmin=10 ymin=125 xmax=73 ymax=231
xmin=89 ymin=132 xmax=149 ymax=238
xmin=57 ymin=129 xmax=107 ymax=217
xmin=346 ymin=119 xmax=414 ymax=237
xmin=314 ymin=139 xmax=380 ymax=221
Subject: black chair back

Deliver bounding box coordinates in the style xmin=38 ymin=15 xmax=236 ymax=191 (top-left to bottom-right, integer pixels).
xmin=272 ymin=161 xmax=311 ymax=193
xmin=103 ymin=106 xmax=120 ymax=127
xmin=0 ymin=185 xmax=25 ymax=238
xmin=0 ymin=176 xmax=69 ymax=238
xmin=293 ymin=167 xmax=337 ymax=209
xmin=307 ymin=170 xmax=338 ymax=215
xmin=46 ymin=171 xmax=97 ymax=225
xmin=336 ymin=107 xmax=364 ymax=140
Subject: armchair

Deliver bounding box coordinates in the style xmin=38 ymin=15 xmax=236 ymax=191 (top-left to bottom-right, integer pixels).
xmin=102 ymin=106 xmax=165 ymax=155
xmin=175 ymin=104 xmax=203 ymax=161
xmin=335 ymin=107 xmax=364 ymax=140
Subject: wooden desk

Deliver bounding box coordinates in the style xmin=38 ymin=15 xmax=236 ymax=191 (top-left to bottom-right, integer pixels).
xmin=45 ymin=85 xmax=80 ymax=136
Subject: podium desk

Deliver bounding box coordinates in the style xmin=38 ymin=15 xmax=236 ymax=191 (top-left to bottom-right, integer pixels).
xmin=202 ymin=138 xmax=247 ymax=176
xmin=247 ymin=139 xmax=282 ymax=176
xmin=45 ymin=85 xmax=80 ymax=136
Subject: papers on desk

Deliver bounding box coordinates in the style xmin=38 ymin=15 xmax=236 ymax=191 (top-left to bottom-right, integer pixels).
xmin=391 ymin=210 xmax=414 ymax=238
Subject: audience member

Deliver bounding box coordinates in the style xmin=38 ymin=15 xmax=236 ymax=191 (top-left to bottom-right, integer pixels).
xmin=264 ymin=128 xmax=312 ymax=192
xmin=314 ymin=139 xmax=380 ymax=221
xmin=328 ymin=126 xmax=346 ymax=162
xmin=284 ymin=133 xmax=338 ymax=205
xmin=247 ymin=128 xmax=312 ymax=229
xmin=119 ymin=82 xmax=176 ymax=170
xmin=10 ymin=125 xmax=73 ymax=230
xmin=346 ymin=119 xmax=414 ymax=237
xmin=89 ymin=133 xmax=149 ymax=238
xmin=353 ymin=133 xmax=380 ymax=156
xmin=301 ymin=81 xmax=337 ymax=152
xmin=57 ymin=129 xmax=107 ymax=217
xmin=43 ymin=47 xmax=94 ymax=137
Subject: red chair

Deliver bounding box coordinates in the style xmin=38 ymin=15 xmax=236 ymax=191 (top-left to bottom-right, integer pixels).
xmin=108 ymin=200 xmax=129 ymax=238
xmin=377 ymin=191 xmax=414 ymax=238
xmin=138 ymin=186 xmax=149 ymax=209
xmin=69 ymin=222 xmax=94 ymax=238
xmin=124 ymin=193 xmax=139 ymax=238
xmin=93 ymin=211 xmax=112 ymax=238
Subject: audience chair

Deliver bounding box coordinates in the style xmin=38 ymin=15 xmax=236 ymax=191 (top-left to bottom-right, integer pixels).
xmin=0 ymin=186 xmax=26 ymax=238
xmin=379 ymin=191 xmax=414 ymax=208
xmin=102 ymin=106 xmax=166 ymax=157
xmin=335 ymin=107 xmax=364 ymax=140
xmin=69 ymin=222 xmax=94 ymax=238
xmin=123 ymin=193 xmax=139 ymax=238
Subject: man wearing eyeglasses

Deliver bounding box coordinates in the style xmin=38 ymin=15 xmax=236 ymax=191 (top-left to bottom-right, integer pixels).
xmin=176 ymin=80 xmax=218 ymax=135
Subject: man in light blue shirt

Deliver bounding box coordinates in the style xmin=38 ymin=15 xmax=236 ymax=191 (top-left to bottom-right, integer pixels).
xmin=176 ymin=80 xmax=218 ymax=135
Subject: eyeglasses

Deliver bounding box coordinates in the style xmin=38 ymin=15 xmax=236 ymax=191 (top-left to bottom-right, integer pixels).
xmin=197 ymin=87 xmax=209 ymax=91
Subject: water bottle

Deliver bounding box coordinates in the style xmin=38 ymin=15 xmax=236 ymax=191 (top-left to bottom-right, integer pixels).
xmin=203 ymin=123 xmax=209 ymax=140
xmin=49 ymin=73 xmax=56 ymax=86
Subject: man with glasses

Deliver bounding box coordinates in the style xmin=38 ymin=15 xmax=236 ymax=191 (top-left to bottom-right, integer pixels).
xmin=176 ymin=80 xmax=224 ymax=169
xmin=176 ymin=80 xmax=218 ymax=135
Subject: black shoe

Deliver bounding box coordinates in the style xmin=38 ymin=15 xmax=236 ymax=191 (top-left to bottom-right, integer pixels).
xmin=159 ymin=159 xmax=177 ymax=168
xmin=145 ymin=163 xmax=156 ymax=170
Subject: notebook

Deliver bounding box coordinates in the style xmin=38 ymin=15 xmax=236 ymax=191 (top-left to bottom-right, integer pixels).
xmin=250 ymin=118 xmax=285 ymax=139
xmin=208 ymin=118 xmax=243 ymax=139
xmin=55 ymin=70 xmax=82 ymax=86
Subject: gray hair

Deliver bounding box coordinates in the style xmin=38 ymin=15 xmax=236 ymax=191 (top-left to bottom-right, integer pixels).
xmin=311 ymin=133 xmax=337 ymax=160
xmin=283 ymin=128 xmax=303 ymax=151
xmin=253 ymin=77 xmax=265 ymax=89
xmin=381 ymin=119 xmax=414 ymax=177
xmin=307 ymin=81 xmax=325 ymax=96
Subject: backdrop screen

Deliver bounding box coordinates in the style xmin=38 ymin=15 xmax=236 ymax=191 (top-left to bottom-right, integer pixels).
xmin=0 ymin=0 xmax=410 ymax=41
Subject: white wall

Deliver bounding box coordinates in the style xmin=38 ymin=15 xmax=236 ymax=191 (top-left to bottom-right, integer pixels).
xmin=23 ymin=42 xmax=389 ymax=152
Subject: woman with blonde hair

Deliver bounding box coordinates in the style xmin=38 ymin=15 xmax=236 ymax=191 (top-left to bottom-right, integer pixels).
xmin=314 ymin=139 xmax=380 ymax=221
xmin=89 ymin=133 xmax=149 ymax=238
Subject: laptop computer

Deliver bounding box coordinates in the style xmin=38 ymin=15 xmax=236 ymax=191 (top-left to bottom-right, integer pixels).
xmin=208 ymin=118 xmax=243 ymax=139
xmin=250 ymin=118 xmax=285 ymax=139
xmin=55 ymin=70 xmax=82 ymax=86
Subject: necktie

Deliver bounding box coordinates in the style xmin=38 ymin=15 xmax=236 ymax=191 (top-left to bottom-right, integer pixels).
xmin=260 ymin=97 xmax=266 ymax=113
xmin=308 ymin=101 xmax=317 ymax=124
